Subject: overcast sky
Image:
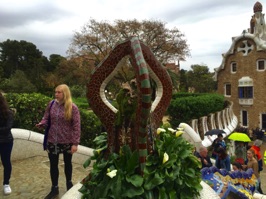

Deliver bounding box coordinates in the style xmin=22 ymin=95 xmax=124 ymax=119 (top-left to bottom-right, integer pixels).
xmin=0 ymin=0 xmax=259 ymax=71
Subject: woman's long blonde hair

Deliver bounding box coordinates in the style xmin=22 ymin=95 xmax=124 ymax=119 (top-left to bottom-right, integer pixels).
xmin=56 ymin=84 xmax=72 ymax=121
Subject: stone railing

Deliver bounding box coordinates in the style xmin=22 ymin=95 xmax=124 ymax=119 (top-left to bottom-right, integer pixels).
xmin=189 ymin=101 xmax=238 ymax=149
xmin=11 ymin=128 xmax=94 ymax=165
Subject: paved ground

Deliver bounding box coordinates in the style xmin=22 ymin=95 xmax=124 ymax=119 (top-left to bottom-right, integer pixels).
xmin=0 ymin=156 xmax=90 ymax=199
xmin=0 ymin=142 xmax=266 ymax=199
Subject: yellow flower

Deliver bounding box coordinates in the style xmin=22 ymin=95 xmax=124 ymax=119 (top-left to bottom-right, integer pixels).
xmin=96 ymin=149 xmax=102 ymax=154
xmin=163 ymin=152 xmax=169 ymax=164
xmin=167 ymin=128 xmax=176 ymax=133
xmin=106 ymin=169 xmax=117 ymax=178
xmin=175 ymin=131 xmax=184 ymax=137
xmin=157 ymin=128 xmax=166 ymax=135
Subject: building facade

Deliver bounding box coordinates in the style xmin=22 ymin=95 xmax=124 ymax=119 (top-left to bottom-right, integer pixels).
xmin=214 ymin=2 xmax=266 ymax=130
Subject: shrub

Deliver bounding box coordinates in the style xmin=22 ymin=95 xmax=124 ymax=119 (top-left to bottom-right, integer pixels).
xmin=5 ymin=93 xmax=51 ymax=132
xmin=168 ymin=93 xmax=224 ymax=128
xmin=79 ymin=110 xmax=102 ymax=148
xmin=80 ymin=128 xmax=202 ymax=199
xmin=5 ymin=93 xmax=102 ymax=147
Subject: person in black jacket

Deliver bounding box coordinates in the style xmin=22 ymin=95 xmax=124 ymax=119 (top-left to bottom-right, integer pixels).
xmin=195 ymin=146 xmax=213 ymax=168
xmin=0 ymin=93 xmax=14 ymax=195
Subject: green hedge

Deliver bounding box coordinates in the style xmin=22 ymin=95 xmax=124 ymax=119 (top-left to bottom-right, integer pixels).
xmin=168 ymin=93 xmax=225 ymax=128
xmin=5 ymin=93 xmax=101 ymax=148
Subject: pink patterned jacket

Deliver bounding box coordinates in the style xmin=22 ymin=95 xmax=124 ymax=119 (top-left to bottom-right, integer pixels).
xmin=40 ymin=100 xmax=81 ymax=145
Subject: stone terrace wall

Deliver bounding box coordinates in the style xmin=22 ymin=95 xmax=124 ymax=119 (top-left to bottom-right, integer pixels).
xmin=11 ymin=128 xmax=94 ymax=165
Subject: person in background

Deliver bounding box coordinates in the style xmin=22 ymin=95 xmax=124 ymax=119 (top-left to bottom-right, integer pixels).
xmin=250 ymin=139 xmax=263 ymax=172
xmin=215 ymin=147 xmax=231 ymax=171
xmin=243 ymin=149 xmax=263 ymax=194
xmin=235 ymin=141 xmax=246 ymax=165
xmin=0 ymin=93 xmax=14 ymax=195
xmin=195 ymin=146 xmax=212 ymax=168
xmin=232 ymin=161 xmax=243 ymax=171
xmin=36 ymin=84 xmax=81 ymax=199
xmin=212 ymin=133 xmax=226 ymax=158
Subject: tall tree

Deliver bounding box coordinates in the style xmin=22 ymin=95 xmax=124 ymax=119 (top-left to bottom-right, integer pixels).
xmin=186 ymin=64 xmax=216 ymax=93
xmin=68 ymin=19 xmax=190 ymax=65
xmin=0 ymin=39 xmax=55 ymax=91
xmin=68 ymin=19 xmax=190 ymax=96
xmin=0 ymin=70 xmax=37 ymax=93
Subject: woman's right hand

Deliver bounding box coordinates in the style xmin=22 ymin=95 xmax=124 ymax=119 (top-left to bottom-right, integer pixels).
xmin=36 ymin=123 xmax=45 ymax=128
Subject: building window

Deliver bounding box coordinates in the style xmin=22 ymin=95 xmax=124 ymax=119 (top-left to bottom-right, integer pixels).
xmin=225 ymin=83 xmax=231 ymax=96
xmin=238 ymin=86 xmax=253 ymax=98
xmin=257 ymin=59 xmax=265 ymax=71
xmin=242 ymin=110 xmax=248 ymax=126
xmin=262 ymin=114 xmax=266 ymax=129
xmin=231 ymin=62 xmax=237 ymax=73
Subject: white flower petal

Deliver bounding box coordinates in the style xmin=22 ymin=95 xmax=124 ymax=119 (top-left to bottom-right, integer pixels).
xmin=163 ymin=152 xmax=169 ymax=164
xmin=168 ymin=128 xmax=176 ymax=133
xmin=106 ymin=169 xmax=117 ymax=178
xmin=157 ymin=128 xmax=166 ymax=135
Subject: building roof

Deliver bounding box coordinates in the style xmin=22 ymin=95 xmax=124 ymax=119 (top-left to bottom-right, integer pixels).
xmin=213 ymin=1 xmax=266 ymax=80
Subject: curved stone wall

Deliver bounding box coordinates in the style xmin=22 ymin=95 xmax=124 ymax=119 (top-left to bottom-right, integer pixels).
xmin=11 ymin=128 xmax=94 ymax=164
xmin=189 ymin=101 xmax=238 ymax=148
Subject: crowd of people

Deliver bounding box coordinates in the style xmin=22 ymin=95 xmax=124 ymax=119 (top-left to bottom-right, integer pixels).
xmin=194 ymin=133 xmax=264 ymax=194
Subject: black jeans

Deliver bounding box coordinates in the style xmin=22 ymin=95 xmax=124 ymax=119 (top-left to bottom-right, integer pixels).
xmin=47 ymin=143 xmax=73 ymax=187
xmin=0 ymin=141 xmax=13 ymax=185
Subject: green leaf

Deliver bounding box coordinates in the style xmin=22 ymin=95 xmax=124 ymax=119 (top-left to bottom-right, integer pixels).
xmin=185 ymin=168 xmax=195 ymax=178
xmin=158 ymin=187 xmax=168 ymax=199
xmin=169 ymin=190 xmax=176 ymax=199
xmin=126 ymin=174 xmax=143 ymax=187
xmin=144 ymin=173 xmax=164 ymax=190
xmin=111 ymin=171 xmax=122 ymax=198
xmin=83 ymin=158 xmax=91 ymax=168
xmin=122 ymin=184 xmax=144 ymax=198
xmin=126 ymin=150 xmax=139 ymax=173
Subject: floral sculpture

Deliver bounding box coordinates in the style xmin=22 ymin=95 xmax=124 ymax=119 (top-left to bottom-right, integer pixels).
xmin=81 ymin=37 xmax=202 ymax=198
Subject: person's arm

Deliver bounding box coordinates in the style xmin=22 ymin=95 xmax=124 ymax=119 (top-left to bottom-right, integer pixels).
xmin=36 ymin=101 xmax=52 ymax=128
xmin=253 ymin=161 xmax=259 ymax=178
xmin=205 ymin=156 xmax=213 ymax=167
xmin=226 ymin=156 xmax=231 ymax=171
xmin=71 ymin=104 xmax=81 ymax=145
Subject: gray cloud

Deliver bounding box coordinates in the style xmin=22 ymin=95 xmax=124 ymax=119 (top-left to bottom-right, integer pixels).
xmin=0 ymin=2 xmax=71 ymax=28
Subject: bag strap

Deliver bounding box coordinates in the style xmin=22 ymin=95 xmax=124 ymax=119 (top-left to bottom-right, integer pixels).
xmin=47 ymin=100 xmax=55 ymax=124
xmin=43 ymin=100 xmax=55 ymax=150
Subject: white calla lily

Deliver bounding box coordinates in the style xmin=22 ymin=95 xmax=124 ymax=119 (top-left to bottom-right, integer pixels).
xmin=167 ymin=128 xmax=176 ymax=133
xmin=157 ymin=128 xmax=166 ymax=135
xmin=106 ymin=169 xmax=117 ymax=178
xmin=175 ymin=131 xmax=184 ymax=137
xmin=163 ymin=152 xmax=169 ymax=164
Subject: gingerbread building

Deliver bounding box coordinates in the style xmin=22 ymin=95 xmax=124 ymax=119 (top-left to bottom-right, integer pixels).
xmin=214 ymin=2 xmax=266 ymax=130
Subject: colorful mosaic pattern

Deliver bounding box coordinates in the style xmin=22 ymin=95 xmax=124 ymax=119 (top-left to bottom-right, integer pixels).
xmin=201 ymin=166 xmax=256 ymax=199
xmin=87 ymin=37 xmax=172 ymax=174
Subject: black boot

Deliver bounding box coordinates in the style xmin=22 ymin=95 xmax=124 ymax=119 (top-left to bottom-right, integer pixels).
xmin=66 ymin=181 xmax=73 ymax=191
xmin=44 ymin=186 xmax=59 ymax=199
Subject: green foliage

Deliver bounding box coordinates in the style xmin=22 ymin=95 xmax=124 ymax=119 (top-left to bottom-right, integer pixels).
xmin=168 ymin=93 xmax=224 ymax=128
xmin=73 ymin=97 xmax=90 ymax=110
xmin=186 ymin=64 xmax=217 ymax=93
xmin=79 ymin=110 xmax=102 ymax=148
xmin=5 ymin=93 xmax=101 ymax=147
xmin=79 ymin=128 xmax=202 ymax=199
xmin=0 ymin=39 xmax=50 ymax=91
xmin=0 ymin=70 xmax=37 ymax=93
xmin=71 ymin=85 xmax=87 ymax=98
xmin=5 ymin=93 xmax=51 ymax=131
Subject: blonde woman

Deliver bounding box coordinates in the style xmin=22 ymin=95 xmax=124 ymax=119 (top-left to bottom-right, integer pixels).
xmin=36 ymin=84 xmax=81 ymax=199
